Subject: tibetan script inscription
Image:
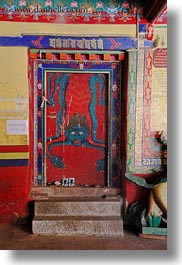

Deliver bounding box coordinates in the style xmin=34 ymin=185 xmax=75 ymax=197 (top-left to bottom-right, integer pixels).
xmin=49 ymin=38 xmax=104 ymax=50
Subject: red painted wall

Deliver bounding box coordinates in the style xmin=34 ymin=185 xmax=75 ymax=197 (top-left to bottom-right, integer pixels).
xmin=0 ymin=165 xmax=153 ymax=224
xmin=0 ymin=165 xmax=32 ymax=223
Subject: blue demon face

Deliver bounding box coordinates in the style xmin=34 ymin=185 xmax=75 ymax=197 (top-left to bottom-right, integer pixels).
xmin=65 ymin=126 xmax=89 ymax=146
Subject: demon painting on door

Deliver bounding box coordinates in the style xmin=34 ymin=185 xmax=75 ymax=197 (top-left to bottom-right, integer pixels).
xmin=32 ymin=59 xmax=122 ymax=187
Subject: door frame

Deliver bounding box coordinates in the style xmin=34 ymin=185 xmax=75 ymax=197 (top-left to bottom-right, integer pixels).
xmin=29 ymin=49 xmax=124 ymax=187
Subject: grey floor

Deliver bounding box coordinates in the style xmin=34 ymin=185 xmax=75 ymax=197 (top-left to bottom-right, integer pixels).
xmin=0 ymin=223 xmax=167 ymax=250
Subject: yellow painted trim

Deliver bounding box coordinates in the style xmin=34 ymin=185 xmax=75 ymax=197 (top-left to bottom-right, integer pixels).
xmin=0 ymin=152 xmax=29 ymax=159
xmin=0 ymin=22 xmax=136 ymax=38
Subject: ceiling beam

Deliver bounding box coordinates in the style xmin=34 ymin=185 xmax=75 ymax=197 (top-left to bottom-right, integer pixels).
xmin=143 ymin=0 xmax=167 ymax=23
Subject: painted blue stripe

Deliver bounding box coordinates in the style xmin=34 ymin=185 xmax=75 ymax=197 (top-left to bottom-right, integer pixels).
xmin=0 ymin=36 xmax=24 ymax=46
xmin=0 ymin=35 xmax=139 ymax=50
xmin=144 ymin=40 xmax=153 ymax=47
xmin=135 ymin=39 xmax=153 ymax=48
xmin=0 ymin=159 xmax=29 ymax=167
xmin=139 ymin=24 xmax=147 ymax=33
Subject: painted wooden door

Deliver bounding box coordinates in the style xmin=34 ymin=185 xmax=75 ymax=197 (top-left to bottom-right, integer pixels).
xmin=31 ymin=54 xmax=122 ymax=187
xmin=45 ymin=72 xmax=108 ymax=186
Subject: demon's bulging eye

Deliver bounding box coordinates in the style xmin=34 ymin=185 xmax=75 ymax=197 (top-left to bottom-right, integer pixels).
xmin=70 ymin=131 xmax=76 ymax=135
xmin=79 ymin=131 xmax=84 ymax=135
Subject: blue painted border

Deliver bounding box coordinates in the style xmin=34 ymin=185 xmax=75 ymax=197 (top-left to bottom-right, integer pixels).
xmin=0 ymin=159 xmax=29 ymax=167
xmin=0 ymin=35 xmax=153 ymax=49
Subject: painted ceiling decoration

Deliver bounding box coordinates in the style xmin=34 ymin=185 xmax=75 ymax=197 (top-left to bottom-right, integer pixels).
xmin=0 ymin=0 xmax=150 ymax=24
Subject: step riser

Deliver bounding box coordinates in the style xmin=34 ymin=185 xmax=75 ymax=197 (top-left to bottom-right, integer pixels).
xmin=35 ymin=202 xmax=122 ymax=217
xmin=31 ymin=187 xmax=121 ymax=200
xmin=32 ymin=220 xmax=124 ymax=237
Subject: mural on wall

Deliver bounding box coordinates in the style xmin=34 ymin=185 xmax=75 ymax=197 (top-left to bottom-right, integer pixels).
xmin=126 ymin=39 xmax=167 ymax=173
xmin=143 ymin=11 xmax=167 ymax=170
xmin=30 ymin=54 xmax=122 ymax=186
xmin=0 ymin=0 xmax=147 ymax=24
xmin=126 ymin=49 xmax=137 ymax=172
xmin=142 ymin=49 xmax=167 ymax=168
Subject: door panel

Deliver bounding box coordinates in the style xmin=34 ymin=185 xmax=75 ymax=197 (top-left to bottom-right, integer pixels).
xmin=45 ymin=72 xmax=108 ymax=186
xmin=31 ymin=57 xmax=122 ymax=187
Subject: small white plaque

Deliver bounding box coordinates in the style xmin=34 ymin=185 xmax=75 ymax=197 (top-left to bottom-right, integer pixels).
xmin=6 ymin=120 xmax=28 ymax=135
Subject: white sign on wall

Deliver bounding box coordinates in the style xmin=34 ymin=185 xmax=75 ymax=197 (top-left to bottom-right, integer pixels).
xmin=6 ymin=120 xmax=28 ymax=135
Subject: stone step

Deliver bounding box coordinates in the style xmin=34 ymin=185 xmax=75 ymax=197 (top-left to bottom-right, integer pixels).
xmin=34 ymin=197 xmax=123 ymax=217
xmin=31 ymin=187 xmax=122 ymax=200
xmin=32 ymin=216 xmax=124 ymax=237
